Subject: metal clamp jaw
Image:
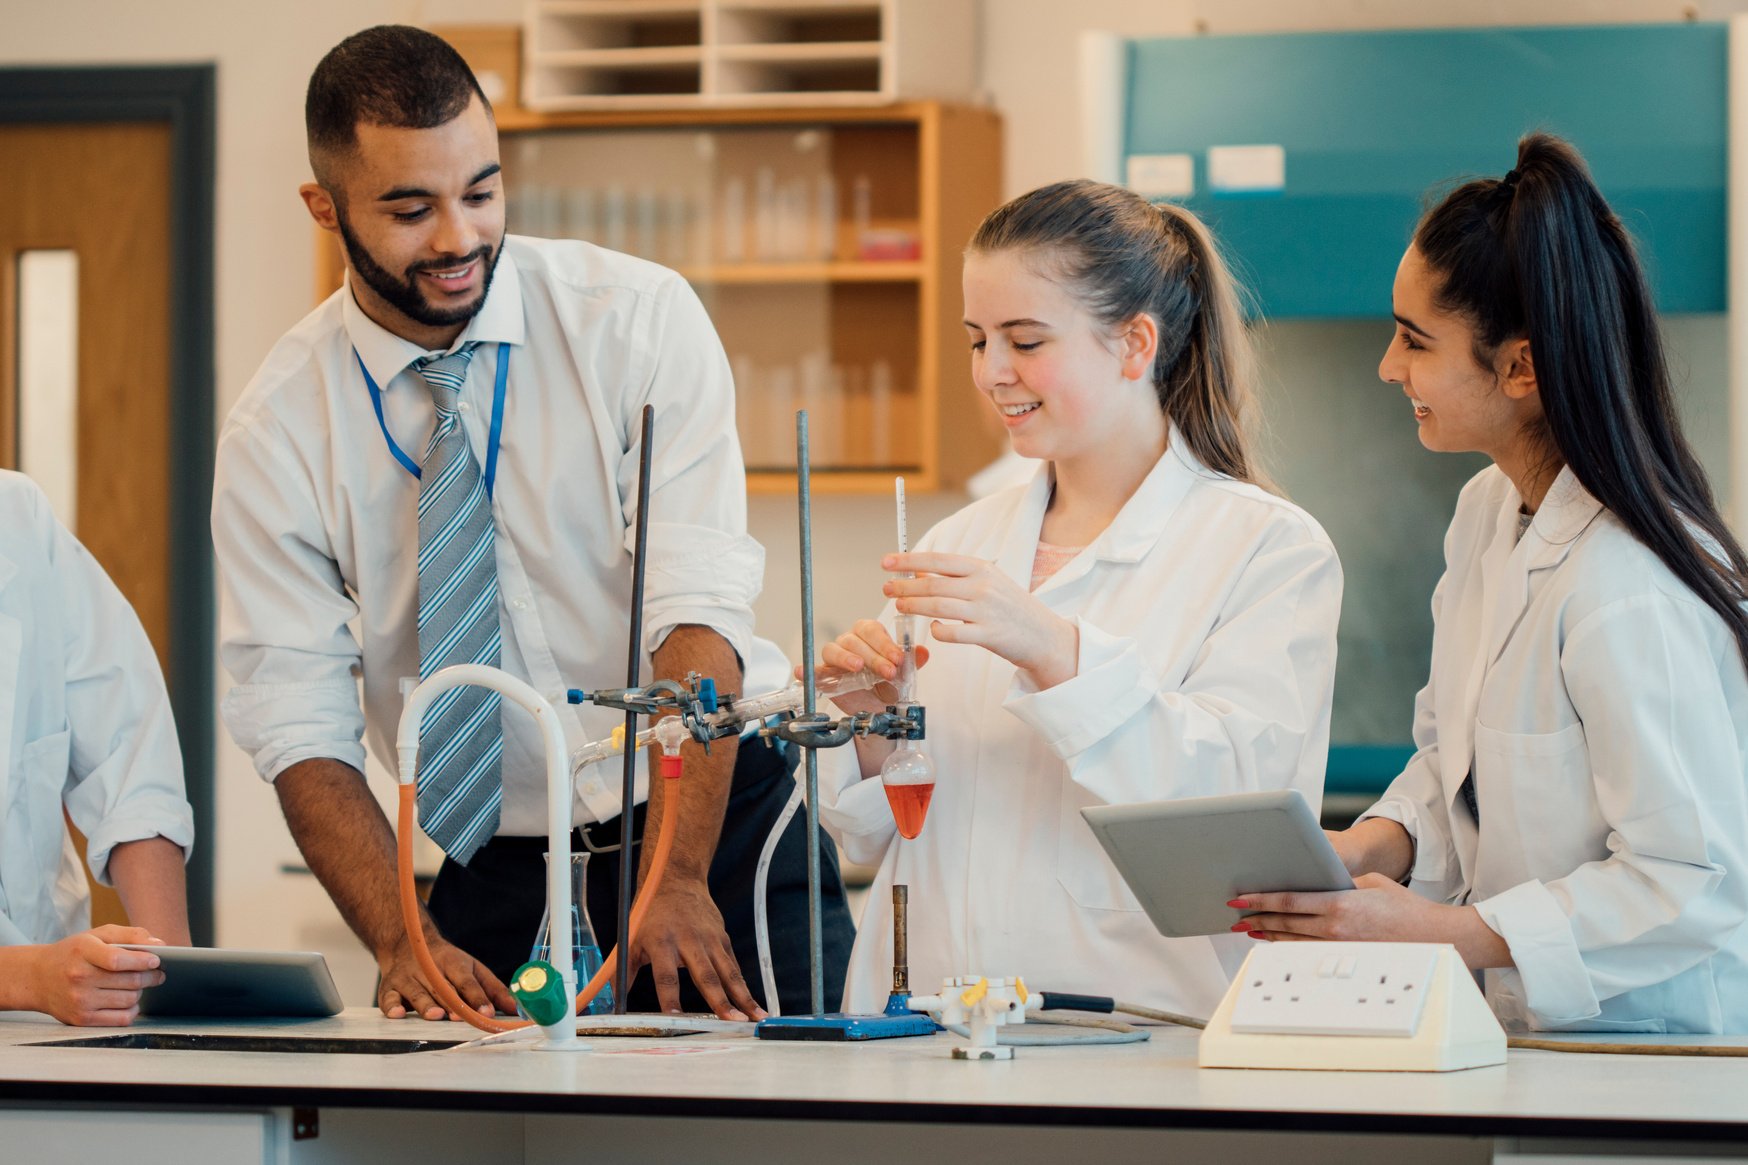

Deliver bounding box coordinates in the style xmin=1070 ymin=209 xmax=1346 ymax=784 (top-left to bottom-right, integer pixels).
xmin=758 ymin=703 xmax=925 ymax=750
xmin=569 ymin=672 xmax=738 ymax=753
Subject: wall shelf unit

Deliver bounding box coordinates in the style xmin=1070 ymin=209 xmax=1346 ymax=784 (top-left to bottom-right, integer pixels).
xmin=524 ymin=0 xmax=976 ymax=111
xmin=315 ymin=24 xmax=1004 ymax=495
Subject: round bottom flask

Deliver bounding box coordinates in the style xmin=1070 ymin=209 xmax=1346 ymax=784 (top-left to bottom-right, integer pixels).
xmin=880 ymin=737 xmax=935 ymax=840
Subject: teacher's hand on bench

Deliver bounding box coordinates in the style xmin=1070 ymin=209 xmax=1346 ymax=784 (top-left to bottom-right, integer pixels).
xmin=632 ymin=877 xmax=766 ymax=1022
xmin=377 ymin=932 xmax=515 ymax=1021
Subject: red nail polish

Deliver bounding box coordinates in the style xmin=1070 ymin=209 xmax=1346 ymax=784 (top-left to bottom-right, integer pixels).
xmin=1230 ymin=921 xmax=1251 ymax=932
xmin=1227 ymin=899 xmax=1250 ymax=909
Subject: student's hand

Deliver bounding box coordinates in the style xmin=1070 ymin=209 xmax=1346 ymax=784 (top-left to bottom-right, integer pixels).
xmin=630 ymin=876 xmax=766 ymax=1022
xmin=376 ymin=933 xmax=516 ymax=1021
xmin=28 ymin=924 xmax=165 ymax=1027
xmin=883 ymin=551 xmax=1077 ymax=689
xmin=1228 ymin=876 xmax=1514 ymax=970
xmin=804 ymin=618 xmax=932 ymax=716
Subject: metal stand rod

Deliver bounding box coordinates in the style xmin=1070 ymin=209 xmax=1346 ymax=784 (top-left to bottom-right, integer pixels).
xmin=797 ymin=410 xmax=825 ymax=1017
xmin=615 ymin=404 xmax=655 ymax=1015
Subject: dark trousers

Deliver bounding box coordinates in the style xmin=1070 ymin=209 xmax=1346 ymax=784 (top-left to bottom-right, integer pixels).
xmin=427 ymin=741 xmax=854 ymax=1015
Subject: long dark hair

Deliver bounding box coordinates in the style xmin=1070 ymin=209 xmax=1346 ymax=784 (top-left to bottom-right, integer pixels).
xmin=1416 ymin=133 xmax=1748 ymax=664
xmin=968 ymin=179 xmax=1268 ymax=487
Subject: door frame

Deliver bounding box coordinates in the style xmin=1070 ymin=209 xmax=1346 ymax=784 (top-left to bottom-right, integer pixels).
xmin=0 ymin=66 xmax=216 ymax=945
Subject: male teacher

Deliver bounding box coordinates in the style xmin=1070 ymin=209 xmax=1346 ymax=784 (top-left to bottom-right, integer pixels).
xmin=213 ymin=24 xmax=851 ymax=1020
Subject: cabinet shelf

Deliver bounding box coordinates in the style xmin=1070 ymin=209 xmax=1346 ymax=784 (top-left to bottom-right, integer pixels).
xmin=533 ymin=46 xmax=706 ymax=68
xmin=677 ymin=260 xmax=922 ymax=283
xmin=525 ymin=0 xmax=975 ymax=110
xmin=715 ymin=42 xmax=882 ymax=62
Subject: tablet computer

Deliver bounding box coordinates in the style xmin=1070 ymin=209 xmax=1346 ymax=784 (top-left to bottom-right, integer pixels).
xmin=118 ymin=946 xmax=344 ymax=1018
xmin=1081 ymin=789 xmax=1353 ymax=938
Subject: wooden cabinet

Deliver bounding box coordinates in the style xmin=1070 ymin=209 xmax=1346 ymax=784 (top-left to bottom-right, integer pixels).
xmin=315 ymin=26 xmax=1004 ymax=494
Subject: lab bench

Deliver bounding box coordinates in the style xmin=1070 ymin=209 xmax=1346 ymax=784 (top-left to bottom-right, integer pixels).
xmin=1 ymin=1008 xmax=1745 ymax=1164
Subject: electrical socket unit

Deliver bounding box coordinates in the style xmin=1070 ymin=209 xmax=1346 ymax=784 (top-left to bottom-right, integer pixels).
xmin=1200 ymin=942 xmax=1507 ymax=1072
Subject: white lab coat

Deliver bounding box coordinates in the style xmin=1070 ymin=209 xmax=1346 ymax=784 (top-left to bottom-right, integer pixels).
xmin=1365 ymin=466 xmax=1748 ymax=1033
xmin=0 ymin=472 xmax=193 ymax=947
xmin=821 ymin=437 xmax=1343 ymax=1016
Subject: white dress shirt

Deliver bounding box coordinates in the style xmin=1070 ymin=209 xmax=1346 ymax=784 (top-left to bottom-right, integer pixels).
xmin=214 ymin=236 xmax=777 ymax=834
xmin=820 ymin=437 xmax=1343 ymax=1017
xmin=0 ymin=472 xmax=193 ymax=945
xmin=1365 ymin=466 xmax=1748 ymax=1033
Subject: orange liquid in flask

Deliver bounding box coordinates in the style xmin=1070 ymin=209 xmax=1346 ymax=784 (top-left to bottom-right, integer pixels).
xmin=884 ymin=782 xmax=935 ymax=839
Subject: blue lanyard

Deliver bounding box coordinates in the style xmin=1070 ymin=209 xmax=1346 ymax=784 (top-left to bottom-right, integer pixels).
xmin=356 ymin=342 xmax=509 ymax=497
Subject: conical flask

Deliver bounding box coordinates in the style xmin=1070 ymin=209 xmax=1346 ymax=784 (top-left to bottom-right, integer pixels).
xmin=528 ymin=851 xmax=613 ymax=1016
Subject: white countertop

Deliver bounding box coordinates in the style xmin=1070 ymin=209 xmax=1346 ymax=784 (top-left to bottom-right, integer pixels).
xmin=1 ymin=1009 xmax=1745 ymax=1137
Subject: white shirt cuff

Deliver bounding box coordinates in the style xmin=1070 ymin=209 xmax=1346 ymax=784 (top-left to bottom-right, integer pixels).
xmin=1002 ymin=618 xmax=1155 ymax=759
xmin=1360 ymin=798 xmax=1451 ymax=886
xmin=220 ymin=678 xmax=368 ymax=781
xmin=1472 ymin=879 xmax=1600 ymax=1027
xmin=640 ymin=524 xmax=762 ymax=666
xmin=84 ymin=798 xmax=196 ymax=887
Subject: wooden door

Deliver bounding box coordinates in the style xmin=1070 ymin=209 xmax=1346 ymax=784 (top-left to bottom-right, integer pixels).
xmin=0 ymin=122 xmax=175 ymax=929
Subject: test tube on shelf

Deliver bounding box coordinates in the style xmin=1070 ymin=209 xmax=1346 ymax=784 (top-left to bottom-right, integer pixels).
xmin=754 ymin=167 xmax=778 ymax=262
xmin=785 ymin=178 xmax=812 ymax=261
xmin=602 ymin=186 xmax=629 ymax=254
xmin=563 ymin=189 xmax=596 ymax=243
xmin=664 ymin=189 xmax=689 ymax=266
xmin=814 ymin=173 xmax=838 ymax=262
xmin=869 ymin=361 xmax=893 ymax=467
xmin=635 ymin=190 xmax=659 ymax=260
xmin=540 ymin=187 xmax=565 ymax=240
xmin=720 ymin=176 xmax=747 ymax=264
xmin=801 ymin=351 xmax=835 ymax=467
xmin=852 ymin=174 xmax=872 ymax=256
xmin=732 ymin=354 xmax=758 ymax=466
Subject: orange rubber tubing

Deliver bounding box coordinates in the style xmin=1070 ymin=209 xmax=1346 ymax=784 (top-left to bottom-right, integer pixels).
xmin=396 ymin=760 xmax=680 ymax=1035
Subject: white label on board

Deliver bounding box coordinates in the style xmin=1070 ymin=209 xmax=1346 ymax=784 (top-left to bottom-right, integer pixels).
xmin=1208 ymin=144 xmax=1286 ymax=195
xmin=1126 ymin=153 xmax=1195 ymax=198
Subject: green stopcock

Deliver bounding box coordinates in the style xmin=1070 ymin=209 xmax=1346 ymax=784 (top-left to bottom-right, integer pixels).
xmin=511 ymin=959 xmax=569 ymax=1028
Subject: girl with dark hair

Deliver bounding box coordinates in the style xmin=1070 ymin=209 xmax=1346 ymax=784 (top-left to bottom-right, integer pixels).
xmin=811 ymin=180 xmax=1343 ymax=1018
xmin=1239 ymin=135 xmax=1748 ymax=1033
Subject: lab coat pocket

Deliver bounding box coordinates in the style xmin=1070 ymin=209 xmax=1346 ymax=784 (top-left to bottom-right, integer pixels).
xmin=1057 ymin=783 xmax=1143 ymax=912
xmin=1473 ymin=721 xmax=1596 ymax=871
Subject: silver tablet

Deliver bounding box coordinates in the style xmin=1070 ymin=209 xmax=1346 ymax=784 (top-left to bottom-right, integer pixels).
xmin=118 ymin=945 xmax=344 ymax=1018
xmin=1081 ymin=789 xmax=1353 ymax=938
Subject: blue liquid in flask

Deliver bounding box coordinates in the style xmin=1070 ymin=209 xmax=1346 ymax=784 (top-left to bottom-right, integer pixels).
xmin=526 ymin=851 xmax=613 ymax=1017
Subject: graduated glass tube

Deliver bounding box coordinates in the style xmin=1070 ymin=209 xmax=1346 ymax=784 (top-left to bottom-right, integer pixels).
xmin=880 ymin=477 xmax=936 ymax=839
xmin=528 ymin=852 xmax=613 ymax=1017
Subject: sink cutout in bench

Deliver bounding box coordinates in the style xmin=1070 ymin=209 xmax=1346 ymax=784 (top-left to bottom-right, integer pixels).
xmin=26 ymin=1034 xmax=461 ymax=1054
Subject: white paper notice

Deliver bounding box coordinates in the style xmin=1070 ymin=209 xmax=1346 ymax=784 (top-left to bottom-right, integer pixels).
xmin=1208 ymin=144 xmax=1286 ymax=195
xmin=1126 ymin=153 xmax=1195 ymax=199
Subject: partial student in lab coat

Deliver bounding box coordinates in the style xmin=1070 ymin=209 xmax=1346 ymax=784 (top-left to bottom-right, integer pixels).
xmin=813 ymin=181 xmax=1343 ymax=1017
xmin=0 ymin=472 xmax=194 ymax=1025
xmin=1237 ymin=134 xmax=1748 ymax=1033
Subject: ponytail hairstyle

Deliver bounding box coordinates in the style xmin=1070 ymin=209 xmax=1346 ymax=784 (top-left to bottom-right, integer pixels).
xmin=968 ymin=179 xmax=1269 ymax=487
xmin=1416 ymin=132 xmax=1748 ymax=665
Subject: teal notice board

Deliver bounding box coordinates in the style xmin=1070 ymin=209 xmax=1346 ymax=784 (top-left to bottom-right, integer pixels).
xmin=1125 ymin=24 xmax=1727 ymax=317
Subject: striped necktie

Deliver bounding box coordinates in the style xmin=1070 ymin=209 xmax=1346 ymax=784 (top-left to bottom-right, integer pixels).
xmin=412 ymin=342 xmax=504 ymax=864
